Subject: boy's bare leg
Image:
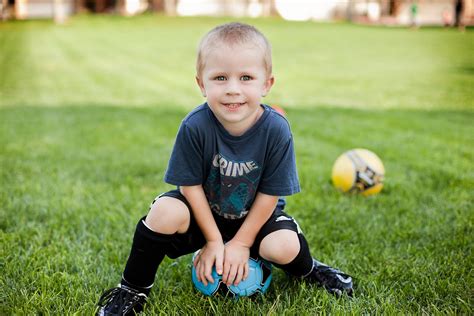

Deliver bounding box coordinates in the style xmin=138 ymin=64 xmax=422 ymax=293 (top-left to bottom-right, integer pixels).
xmin=145 ymin=197 xmax=191 ymax=234
xmin=258 ymin=229 xmax=353 ymax=297
xmin=97 ymin=196 xmax=194 ymax=316
xmin=259 ymin=229 xmax=300 ymax=265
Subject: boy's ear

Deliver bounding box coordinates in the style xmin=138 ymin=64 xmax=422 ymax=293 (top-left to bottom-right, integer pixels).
xmin=196 ymin=76 xmax=206 ymax=97
xmin=262 ymin=75 xmax=275 ymax=97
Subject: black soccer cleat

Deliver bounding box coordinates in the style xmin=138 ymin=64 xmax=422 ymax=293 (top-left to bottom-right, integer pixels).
xmin=306 ymin=259 xmax=353 ymax=297
xmin=96 ymin=285 xmax=147 ymax=316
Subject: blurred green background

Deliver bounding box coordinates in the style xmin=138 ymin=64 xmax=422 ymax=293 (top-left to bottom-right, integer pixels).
xmin=1 ymin=15 xmax=473 ymax=110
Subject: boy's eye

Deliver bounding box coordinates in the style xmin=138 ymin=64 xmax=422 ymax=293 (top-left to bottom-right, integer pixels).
xmin=215 ymin=76 xmax=226 ymax=81
xmin=241 ymin=75 xmax=252 ymax=81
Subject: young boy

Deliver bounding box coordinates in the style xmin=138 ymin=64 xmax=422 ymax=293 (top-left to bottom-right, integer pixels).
xmin=97 ymin=22 xmax=353 ymax=315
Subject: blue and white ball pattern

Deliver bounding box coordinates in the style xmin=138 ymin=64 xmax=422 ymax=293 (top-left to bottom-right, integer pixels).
xmin=191 ymin=251 xmax=272 ymax=297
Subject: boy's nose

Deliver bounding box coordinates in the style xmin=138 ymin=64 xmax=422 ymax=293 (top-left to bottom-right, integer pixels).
xmin=225 ymin=79 xmax=241 ymax=95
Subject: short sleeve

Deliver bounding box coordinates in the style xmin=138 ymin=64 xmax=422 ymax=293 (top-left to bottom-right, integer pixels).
xmin=258 ymin=135 xmax=300 ymax=196
xmin=164 ymin=122 xmax=204 ymax=186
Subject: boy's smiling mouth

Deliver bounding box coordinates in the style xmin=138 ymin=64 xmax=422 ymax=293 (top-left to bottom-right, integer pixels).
xmin=222 ymin=102 xmax=246 ymax=109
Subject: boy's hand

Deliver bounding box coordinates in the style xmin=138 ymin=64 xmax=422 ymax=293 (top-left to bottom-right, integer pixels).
xmin=223 ymin=240 xmax=250 ymax=286
xmin=193 ymin=240 xmax=224 ymax=286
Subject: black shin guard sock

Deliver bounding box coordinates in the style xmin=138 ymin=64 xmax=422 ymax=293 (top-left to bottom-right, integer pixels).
xmin=273 ymin=233 xmax=314 ymax=277
xmin=122 ymin=216 xmax=175 ymax=294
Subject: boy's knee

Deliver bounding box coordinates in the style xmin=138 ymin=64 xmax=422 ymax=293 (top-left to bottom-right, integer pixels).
xmin=145 ymin=197 xmax=190 ymax=234
xmin=259 ymin=230 xmax=300 ymax=265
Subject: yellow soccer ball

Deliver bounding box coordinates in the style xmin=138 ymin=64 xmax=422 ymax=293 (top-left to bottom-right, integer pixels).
xmin=331 ymin=149 xmax=385 ymax=196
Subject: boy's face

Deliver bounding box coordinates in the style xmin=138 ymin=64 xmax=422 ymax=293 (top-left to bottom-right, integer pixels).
xmin=196 ymin=43 xmax=274 ymax=135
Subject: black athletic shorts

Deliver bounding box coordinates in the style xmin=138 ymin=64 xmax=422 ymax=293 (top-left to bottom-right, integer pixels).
xmin=149 ymin=189 xmax=302 ymax=259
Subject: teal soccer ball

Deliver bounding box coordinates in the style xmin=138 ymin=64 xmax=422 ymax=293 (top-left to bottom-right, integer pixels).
xmin=191 ymin=252 xmax=272 ymax=297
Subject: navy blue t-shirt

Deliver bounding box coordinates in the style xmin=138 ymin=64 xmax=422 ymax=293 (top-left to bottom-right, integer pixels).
xmin=164 ymin=103 xmax=300 ymax=219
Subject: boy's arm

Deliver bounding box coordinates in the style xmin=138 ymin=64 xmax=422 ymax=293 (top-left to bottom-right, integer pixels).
xmin=223 ymin=192 xmax=279 ymax=285
xmin=180 ymin=185 xmax=224 ymax=285
xmin=233 ymin=192 xmax=279 ymax=247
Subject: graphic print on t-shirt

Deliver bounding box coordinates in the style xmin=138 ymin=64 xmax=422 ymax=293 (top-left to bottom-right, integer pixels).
xmin=204 ymin=153 xmax=260 ymax=219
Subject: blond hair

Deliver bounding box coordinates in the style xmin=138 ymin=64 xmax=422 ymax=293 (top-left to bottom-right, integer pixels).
xmin=196 ymin=22 xmax=272 ymax=76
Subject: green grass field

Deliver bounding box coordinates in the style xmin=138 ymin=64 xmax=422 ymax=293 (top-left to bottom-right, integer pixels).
xmin=1 ymin=15 xmax=473 ymax=314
